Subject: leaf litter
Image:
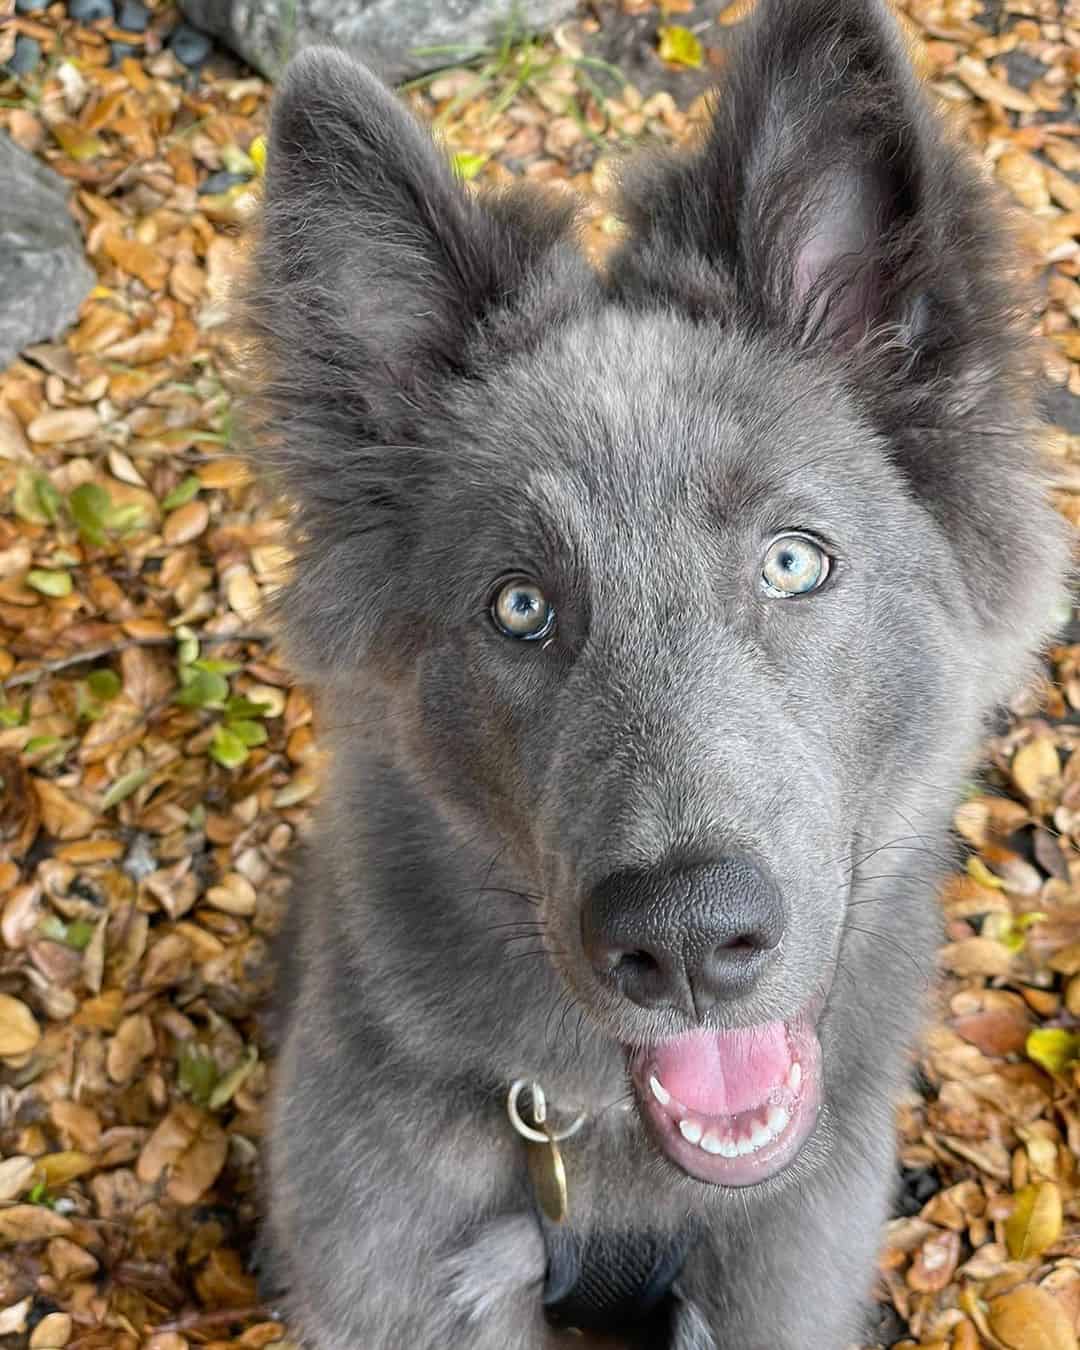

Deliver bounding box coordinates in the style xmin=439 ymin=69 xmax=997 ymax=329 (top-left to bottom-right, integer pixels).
xmin=0 ymin=0 xmax=1077 ymax=1346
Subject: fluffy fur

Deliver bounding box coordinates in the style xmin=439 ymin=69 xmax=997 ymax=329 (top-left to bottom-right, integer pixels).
xmin=244 ymin=1 xmax=1068 ymax=1345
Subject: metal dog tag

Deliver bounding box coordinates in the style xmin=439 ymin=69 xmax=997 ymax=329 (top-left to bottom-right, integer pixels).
xmin=527 ymin=1126 xmax=569 ymax=1225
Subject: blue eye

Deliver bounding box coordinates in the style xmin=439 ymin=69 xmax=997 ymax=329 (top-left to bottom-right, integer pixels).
xmin=761 ymin=535 xmax=830 ymax=598
xmin=491 ymin=578 xmax=555 ymax=640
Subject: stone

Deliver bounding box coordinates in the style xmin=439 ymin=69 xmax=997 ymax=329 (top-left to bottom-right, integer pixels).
xmin=177 ymin=0 xmax=581 ymax=85
xmin=168 ymin=22 xmax=213 ymax=68
xmin=0 ymin=136 xmax=95 ymax=372
xmin=117 ymin=0 xmax=150 ymax=30
xmin=5 ymin=36 xmax=42 ymax=75
xmin=67 ymin=0 xmax=115 ymax=20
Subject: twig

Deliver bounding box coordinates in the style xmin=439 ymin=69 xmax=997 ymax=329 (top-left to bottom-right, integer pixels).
xmin=2 ymin=630 xmax=275 ymax=690
xmin=149 ymin=1304 xmax=271 ymax=1334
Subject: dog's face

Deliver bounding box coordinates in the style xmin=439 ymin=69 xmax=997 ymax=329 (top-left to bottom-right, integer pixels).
xmin=250 ymin=0 xmax=1063 ymax=1192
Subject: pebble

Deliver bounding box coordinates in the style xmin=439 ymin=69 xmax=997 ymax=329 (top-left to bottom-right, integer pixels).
xmin=117 ymin=0 xmax=150 ymax=30
xmin=168 ymin=22 xmax=213 ymax=68
xmin=67 ymin=0 xmax=115 ymax=20
xmin=6 ymin=36 xmax=41 ymax=75
xmin=198 ymin=170 xmax=250 ymax=196
xmin=15 ymin=0 xmax=42 ymax=13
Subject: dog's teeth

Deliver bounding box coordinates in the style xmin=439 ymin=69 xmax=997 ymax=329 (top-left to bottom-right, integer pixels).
xmin=788 ymin=1061 xmax=802 ymax=1092
xmin=701 ymin=1131 xmax=738 ymax=1158
xmin=700 ymin=1132 xmax=724 ymax=1155
xmin=649 ymin=1074 xmax=671 ymax=1107
xmin=678 ymin=1118 xmax=703 ymax=1145
xmin=735 ymin=1135 xmax=755 ymax=1156
xmin=750 ymin=1121 xmax=772 ymax=1150
xmin=767 ymin=1105 xmax=790 ymax=1136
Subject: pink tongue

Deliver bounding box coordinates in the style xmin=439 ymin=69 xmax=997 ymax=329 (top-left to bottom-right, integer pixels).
xmin=652 ymin=1022 xmax=791 ymax=1117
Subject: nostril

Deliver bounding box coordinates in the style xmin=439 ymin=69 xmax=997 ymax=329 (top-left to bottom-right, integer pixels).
xmin=616 ymin=949 xmax=661 ymax=980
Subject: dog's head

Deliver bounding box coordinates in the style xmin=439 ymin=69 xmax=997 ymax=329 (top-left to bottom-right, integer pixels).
xmin=249 ymin=0 xmax=1065 ymax=1189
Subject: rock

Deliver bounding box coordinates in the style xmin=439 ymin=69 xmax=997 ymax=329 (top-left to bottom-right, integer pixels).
xmin=117 ymin=0 xmax=150 ymax=30
xmin=0 ymin=137 xmax=95 ymax=372
xmin=198 ymin=170 xmax=249 ymax=196
xmin=110 ymin=40 xmax=141 ymax=65
xmin=177 ymin=0 xmax=582 ymax=84
xmin=5 ymin=36 xmax=42 ymax=75
xmin=168 ymin=21 xmax=214 ymax=68
xmin=67 ymin=0 xmax=115 ymax=20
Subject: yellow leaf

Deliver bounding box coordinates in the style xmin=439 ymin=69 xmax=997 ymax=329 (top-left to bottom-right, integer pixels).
xmin=1026 ymin=1027 xmax=1080 ymax=1075
xmin=1006 ymin=1183 xmax=1063 ymax=1260
xmin=0 ymin=994 xmax=41 ymax=1057
xmin=249 ymin=134 xmax=267 ymax=175
xmin=967 ymin=855 xmax=1003 ymax=889
xmin=37 ymin=1151 xmax=95 ymax=1190
xmin=658 ymin=25 xmax=704 ymax=68
xmin=988 ymin=1283 xmax=1077 ymax=1350
xmin=451 ymin=151 xmax=488 ymax=181
xmin=1012 ymin=738 xmax=1062 ymax=802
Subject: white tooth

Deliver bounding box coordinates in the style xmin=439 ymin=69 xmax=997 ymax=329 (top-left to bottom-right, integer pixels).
xmin=718 ymin=1136 xmax=739 ymax=1158
xmin=767 ymin=1105 xmax=790 ymax=1136
xmin=679 ymin=1118 xmax=703 ymax=1145
xmin=736 ymin=1135 xmax=755 ymax=1156
xmin=700 ymin=1132 xmax=725 ymax=1155
xmin=788 ymin=1061 xmax=802 ymax=1092
xmin=750 ymin=1122 xmax=772 ymax=1149
xmin=649 ymin=1074 xmax=671 ymax=1107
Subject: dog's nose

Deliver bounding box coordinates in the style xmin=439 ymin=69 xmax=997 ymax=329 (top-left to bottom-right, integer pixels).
xmin=582 ymin=858 xmax=785 ymax=1017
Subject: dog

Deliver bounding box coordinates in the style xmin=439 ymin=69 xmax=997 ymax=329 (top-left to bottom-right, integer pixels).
xmin=243 ymin=0 xmax=1067 ymax=1345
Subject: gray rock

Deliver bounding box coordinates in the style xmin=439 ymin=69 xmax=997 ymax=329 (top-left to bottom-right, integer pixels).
xmin=178 ymin=0 xmax=581 ymax=84
xmin=0 ymin=136 xmax=95 ymax=371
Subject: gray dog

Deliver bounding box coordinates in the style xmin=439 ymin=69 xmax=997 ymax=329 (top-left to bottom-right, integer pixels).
xmin=244 ymin=0 xmax=1067 ymax=1344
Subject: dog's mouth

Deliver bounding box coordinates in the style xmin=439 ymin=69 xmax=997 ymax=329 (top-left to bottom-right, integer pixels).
xmin=629 ymin=1017 xmax=822 ymax=1186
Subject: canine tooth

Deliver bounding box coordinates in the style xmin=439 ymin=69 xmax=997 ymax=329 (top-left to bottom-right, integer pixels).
xmin=767 ymin=1105 xmax=790 ymax=1135
xmin=679 ymin=1118 xmax=703 ymax=1145
xmin=788 ymin=1061 xmax=802 ymax=1092
xmin=700 ymin=1132 xmax=725 ymax=1155
xmin=649 ymin=1074 xmax=671 ymax=1107
xmin=750 ymin=1121 xmax=772 ymax=1149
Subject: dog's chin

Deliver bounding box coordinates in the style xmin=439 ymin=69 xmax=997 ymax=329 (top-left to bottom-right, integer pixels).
xmin=628 ymin=1015 xmax=823 ymax=1188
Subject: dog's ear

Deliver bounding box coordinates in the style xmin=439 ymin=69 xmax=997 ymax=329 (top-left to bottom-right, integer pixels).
xmin=610 ymin=0 xmax=980 ymax=353
xmin=243 ymin=49 xmax=576 ymax=675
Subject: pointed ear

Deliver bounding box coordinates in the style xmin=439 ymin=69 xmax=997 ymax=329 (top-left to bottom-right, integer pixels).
xmin=610 ymin=0 xmax=956 ymax=351
xmin=247 ymin=47 xmax=575 ymax=468
xmin=241 ymin=49 xmax=577 ymax=675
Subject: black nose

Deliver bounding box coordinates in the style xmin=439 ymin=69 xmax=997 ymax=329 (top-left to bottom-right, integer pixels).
xmin=582 ymin=857 xmax=785 ymax=1017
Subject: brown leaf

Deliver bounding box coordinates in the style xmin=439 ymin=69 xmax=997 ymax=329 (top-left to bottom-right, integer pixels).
xmin=33 ymin=780 xmax=98 ymax=841
xmin=25 ymin=407 xmax=100 ymax=445
xmin=939 ymin=936 xmax=1013 ymax=977
xmin=0 ymin=752 xmax=41 ymax=858
xmin=136 ymin=1103 xmax=228 ymax=1206
xmin=103 ymin=233 xmax=170 ymax=291
xmin=1012 ymin=738 xmax=1062 ymax=804
xmin=0 ymin=993 xmax=41 ymax=1057
xmin=907 ymin=1228 xmax=961 ymax=1292
xmin=106 ymin=1012 xmax=155 ymax=1085
xmin=0 ymin=1205 xmax=72 ymax=1246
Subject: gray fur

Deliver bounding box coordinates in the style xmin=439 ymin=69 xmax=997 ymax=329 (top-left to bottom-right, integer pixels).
xmin=244 ymin=1 xmax=1069 ymax=1345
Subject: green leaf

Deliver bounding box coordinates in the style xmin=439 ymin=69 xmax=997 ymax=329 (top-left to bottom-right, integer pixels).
xmin=26 ymin=569 xmax=73 ymax=598
xmin=227 ymin=719 xmax=267 ymax=748
xmin=192 ymin=658 xmax=242 ymax=676
xmin=101 ymin=766 xmax=151 ymax=811
xmin=35 ymin=478 xmax=61 ymax=524
xmin=105 ymin=502 xmax=148 ymax=536
xmin=188 ymin=802 xmax=206 ymax=829
xmin=28 ymin=1180 xmax=50 ymax=1207
xmin=14 ymin=471 xmax=50 ymax=525
xmin=38 ymin=915 xmax=68 ymax=943
xmin=68 ymin=482 xmax=111 ymax=548
xmin=210 ymin=724 xmax=249 ymax=769
xmin=208 ymin=1045 xmax=258 ymax=1110
xmin=161 ymin=475 xmax=201 ymax=511
xmin=86 ymin=669 xmax=121 ymax=702
xmin=451 ymin=150 xmax=489 ymax=181
xmin=224 ymin=696 xmax=271 ymax=719
xmin=177 ymin=1042 xmax=218 ymax=1105
xmin=174 ymin=669 xmax=230 ymax=709
xmin=657 ymin=25 xmax=703 ymax=67
xmin=65 ymin=918 xmax=95 ymax=952
xmin=175 ymin=626 xmax=200 ymax=668
xmin=0 ymin=705 xmax=25 ymax=729
xmin=23 ymin=736 xmax=61 ymax=756
xmin=220 ymin=143 xmax=256 ymax=176
xmin=1026 ymin=1027 xmax=1080 ymax=1075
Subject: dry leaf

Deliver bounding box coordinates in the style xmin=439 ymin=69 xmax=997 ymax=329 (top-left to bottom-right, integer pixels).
xmin=988 ymin=1283 xmax=1078 ymax=1350
xmin=1006 ymin=1183 xmax=1063 ymax=1260
xmin=0 ymin=994 xmax=41 ymax=1057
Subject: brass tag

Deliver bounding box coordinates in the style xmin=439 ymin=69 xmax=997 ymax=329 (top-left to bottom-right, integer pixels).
xmin=527 ymin=1127 xmax=569 ymax=1225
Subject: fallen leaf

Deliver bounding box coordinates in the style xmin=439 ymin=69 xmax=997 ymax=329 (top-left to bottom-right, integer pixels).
xmin=0 ymin=994 xmax=41 ymax=1057
xmin=988 ymin=1283 xmax=1077 ymax=1350
xmin=1007 ymin=1183 xmax=1063 ymax=1260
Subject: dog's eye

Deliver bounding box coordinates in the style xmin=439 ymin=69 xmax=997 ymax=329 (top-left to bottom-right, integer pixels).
xmin=761 ymin=535 xmax=830 ymax=598
xmin=491 ymin=578 xmax=555 ymax=641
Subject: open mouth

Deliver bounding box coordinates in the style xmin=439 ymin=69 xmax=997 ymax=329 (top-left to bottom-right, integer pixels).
xmin=630 ymin=1017 xmax=822 ymax=1186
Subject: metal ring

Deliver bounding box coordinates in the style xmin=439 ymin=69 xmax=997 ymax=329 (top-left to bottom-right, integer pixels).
xmin=507 ymin=1079 xmax=587 ymax=1144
